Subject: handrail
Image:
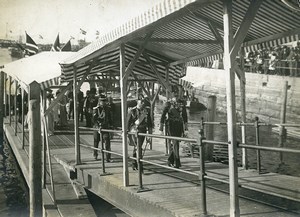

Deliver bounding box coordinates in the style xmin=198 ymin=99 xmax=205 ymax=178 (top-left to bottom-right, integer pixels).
xmin=238 ymin=143 xmax=300 ymax=154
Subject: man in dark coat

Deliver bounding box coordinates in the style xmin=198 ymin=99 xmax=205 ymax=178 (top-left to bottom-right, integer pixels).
xmin=159 ymin=93 xmax=188 ymax=168
xmin=93 ymin=94 xmax=113 ymax=162
xmin=127 ymin=98 xmax=153 ymax=170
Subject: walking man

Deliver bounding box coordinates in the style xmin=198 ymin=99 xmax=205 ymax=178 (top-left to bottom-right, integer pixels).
xmin=93 ymin=94 xmax=113 ymax=162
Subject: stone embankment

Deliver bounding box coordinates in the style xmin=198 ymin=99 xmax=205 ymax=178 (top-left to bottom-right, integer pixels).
xmin=185 ymin=67 xmax=300 ymax=123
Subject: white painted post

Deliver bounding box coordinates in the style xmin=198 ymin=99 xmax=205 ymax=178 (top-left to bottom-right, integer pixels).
xmin=120 ymin=44 xmax=129 ymax=186
xmin=14 ymin=80 xmax=18 ymax=135
xmin=223 ymin=1 xmax=240 ymax=216
xmin=279 ymin=81 xmax=288 ymax=163
xmin=28 ymin=81 xmax=42 ymax=217
xmin=8 ymin=76 xmax=11 ymax=125
xmin=0 ymin=72 xmax=4 ymax=134
xmin=74 ymin=66 xmax=81 ymax=165
xmin=21 ymin=88 xmax=25 ymax=148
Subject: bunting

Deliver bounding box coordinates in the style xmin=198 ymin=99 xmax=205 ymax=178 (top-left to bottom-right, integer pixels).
xmin=51 ymin=34 xmax=61 ymax=51
xmin=61 ymin=40 xmax=72 ymax=52
xmin=25 ymin=32 xmax=38 ymax=56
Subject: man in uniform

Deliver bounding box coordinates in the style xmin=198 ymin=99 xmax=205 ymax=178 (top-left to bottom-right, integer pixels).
xmin=127 ymin=98 xmax=153 ymax=170
xmin=93 ymin=94 xmax=113 ymax=162
xmin=159 ymin=86 xmax=188 ymax=168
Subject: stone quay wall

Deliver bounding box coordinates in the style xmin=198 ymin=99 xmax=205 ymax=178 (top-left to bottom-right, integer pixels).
xmin=188 ymin=68 xmax=300 ymax=124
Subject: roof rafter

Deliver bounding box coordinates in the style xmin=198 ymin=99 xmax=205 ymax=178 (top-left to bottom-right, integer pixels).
xmin=136 ymin=37 xmax=219 ymax=44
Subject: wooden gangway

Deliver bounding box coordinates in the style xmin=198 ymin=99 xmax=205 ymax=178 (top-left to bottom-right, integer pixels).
xmin=4 ymin=117 xmax=300 ymax=217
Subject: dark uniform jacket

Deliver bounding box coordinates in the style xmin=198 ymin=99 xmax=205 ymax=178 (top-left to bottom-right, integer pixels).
xmin=159 ymin=100 xmax=188 ymax=137
xmin=127 ymin=106 xmax=152 ymax=132
xmin=93 ymin=105 xmax=113 ymax=129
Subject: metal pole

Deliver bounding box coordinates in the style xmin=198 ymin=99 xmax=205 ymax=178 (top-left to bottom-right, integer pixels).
xmin=42 ymin=90 xmax=47 ymax=188
xmin=28 ymin=81 xmax=42 ymax=217
xmin=165 ymin=66 xmax=169 ymax=155
xmin=120 ymin=44 xmax=129 ymax=186
xmin=254 ymin=117 xmax=261 ymax=174
xmin=136 ymin=130 xmax=143 ymax=191
xmin=4 ymin=73 xmax=7 ymax=118
xmin=199 ymin=127 xmax=207 ymax=215
xmin=100 ymin=128 xmax=106 ymax=174
xmin=223 ymin=1 xmax=240 ymax=216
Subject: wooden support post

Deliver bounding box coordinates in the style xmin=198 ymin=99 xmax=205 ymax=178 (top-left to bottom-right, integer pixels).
xmin=205 ymin=96 xmax=216 ymax=161
xmin=73 ymin=66 xmax=81 ymax=165
xmin=21 ymin=88 xmax=25 ymax=149
xmin=14 ymin=80 xmax=18 ymax=135
xmin=120 ymin=44 xmax=129 ymax=186
xmin=165 ymin=66 xmax=170 ymax=155
xmin=0 ymin=72 xmax=4 ymax=134
xmin=42 ymin=90 xmax=47 ymax=188
xmin=4 ymin=73 xmax=7 ymax=117
xmin=279 ymin=81 xmax=288 ymax=163
xmin=28 ymin=81 xmax=42 ymax=217
xmin=8 ymin=76 xmax=11 ymax=125
xmin=223 ymin=1 xmax=240 ymax=216
xmin=239 ymin=49 xmax=248 ymax=169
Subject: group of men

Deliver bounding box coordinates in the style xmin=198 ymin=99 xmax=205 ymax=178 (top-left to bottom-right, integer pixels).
xmin=92 ymin=85 xmax=188 ymax=171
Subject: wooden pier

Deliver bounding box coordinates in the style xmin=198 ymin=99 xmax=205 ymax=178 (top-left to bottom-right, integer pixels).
xmin=3 ymin=117 xmax=300 ymax=217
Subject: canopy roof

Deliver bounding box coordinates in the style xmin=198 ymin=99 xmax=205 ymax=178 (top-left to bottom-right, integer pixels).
xmin=1 ymin=52 xmax=75 ymax=91
xmin=60 ymin=0 xmax=300 ymax=84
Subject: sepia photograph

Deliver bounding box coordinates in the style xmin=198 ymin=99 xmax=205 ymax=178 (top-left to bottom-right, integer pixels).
xmin=0 ymin=0 xmax=300 ymax=216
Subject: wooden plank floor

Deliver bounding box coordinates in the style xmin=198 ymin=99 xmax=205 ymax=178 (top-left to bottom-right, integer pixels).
xmin=45 ymin=130 xmax=300 ymax=216
xmin=6 ymin=118 xmax=300 ymax=216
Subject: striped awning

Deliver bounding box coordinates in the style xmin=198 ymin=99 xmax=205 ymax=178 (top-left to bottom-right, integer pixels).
xmin=1 ymin=52 xmax=75 ymax=91
xmin=178 ymin=78 xmax=193 ymax=89
xmin=61 ymin=0 xmax=300 ymax=80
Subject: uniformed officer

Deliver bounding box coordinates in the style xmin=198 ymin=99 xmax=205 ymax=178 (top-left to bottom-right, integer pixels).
xmin=127 ymin=98 xmax=153 ymax=170
xmin=159 ymin=89 xmax=188 ymax=168
xmin=93 ymin=94 xmax=113 ymax=162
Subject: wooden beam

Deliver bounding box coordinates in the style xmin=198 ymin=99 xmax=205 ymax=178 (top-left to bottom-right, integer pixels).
xmin=130 ymin=71 xmax=151 ymax=99
xmin=136 ymin=37 xmax=219 ymax=44
xmin=230 ymin=0 xmax=263 ymax=62
xmin=143 ymin=51 xmax=171 ymax=92
xmin=120 ymin=44 xmax=129 ymax=187
xmin=44 ymin=82 xmax=72 ymax=116
xmin=223 ymin=0 xmax=240 ymax=216
xmin=207 ymin=21 xmax=224 ymax=51
xmin=75 ymin=62 xmax=95 ymax=92
xmin=169 ymin=49 xmax=223 ymax=66
xmin=123 ymin=32 xmax=153 ymax=79
xmin=73 ymin=65 xmax=81 ymax=165
xmin=193 ymin=12 xmax=223 ymax=29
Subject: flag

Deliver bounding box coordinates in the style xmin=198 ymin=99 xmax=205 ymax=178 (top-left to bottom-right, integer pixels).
xmin=96 ymin=30 xmax=99 ymax=35
xmin=51 ymin=34 xmax=60 ymax=51
xmin=80 ymin=28 xmax=87 ymax=35
xmin=39 ymin=34 xmax=43 ymax=39
xmin=61 ymin=40 xmax=72 ymax=52
xmin=25 ymin=32 xmax=38 ymax=56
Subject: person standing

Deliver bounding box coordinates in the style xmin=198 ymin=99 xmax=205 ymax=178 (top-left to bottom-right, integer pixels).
xmin=93 ymin=95 xmax=113 ymax=162
xmin=159 ymin=88 xmax=188 ymax=168
xmin=127 ymin=98 xmax=153 ymax=170
xmin=84 ymin=88 xmax=98 ymax=127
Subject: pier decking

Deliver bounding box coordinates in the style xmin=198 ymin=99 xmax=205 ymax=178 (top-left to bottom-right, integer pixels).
xmin=3 ymin=117 xmax=300 ymax=217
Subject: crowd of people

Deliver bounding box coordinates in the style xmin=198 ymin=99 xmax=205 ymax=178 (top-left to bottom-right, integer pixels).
xmin=208 ymin=42 xmax=300 ymax=77
xmin=243 ymin=42 xmax=300 ymax=76
xmin=13 ymin=84 xmax=189 ymax=171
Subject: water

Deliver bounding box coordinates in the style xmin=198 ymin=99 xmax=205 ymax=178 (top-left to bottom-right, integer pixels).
xmin=0 ymin=135 xmax=29 ymax=217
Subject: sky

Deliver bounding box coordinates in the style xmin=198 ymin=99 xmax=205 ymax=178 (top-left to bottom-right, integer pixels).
xmin=0 ymin=0 xmax=163 ymax=45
